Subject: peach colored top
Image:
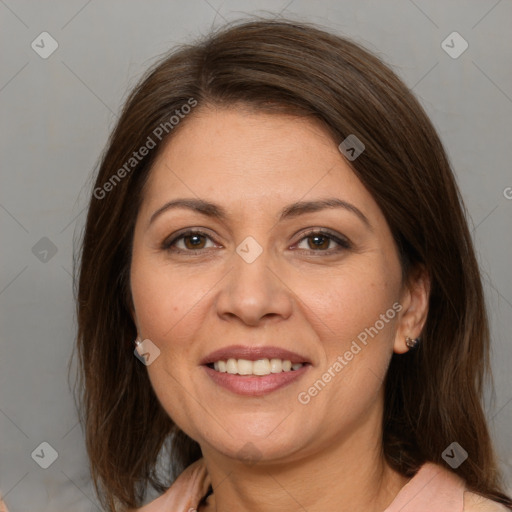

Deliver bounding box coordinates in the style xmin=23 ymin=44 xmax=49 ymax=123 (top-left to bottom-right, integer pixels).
xmin=126 ymin=458 xmax=505 ymax=512
xmin=1 ymin=459 xmax=507 ymax=511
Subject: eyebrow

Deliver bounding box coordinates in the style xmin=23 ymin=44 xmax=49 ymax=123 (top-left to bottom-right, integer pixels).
xmin=149 ymin=197 xmax=372 ymax=230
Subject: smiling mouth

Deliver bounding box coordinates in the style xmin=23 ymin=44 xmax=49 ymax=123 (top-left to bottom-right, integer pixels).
xmin=203 ymin=358 xmax=311 ymax=396
xmin=206 ymin=358 xmax=310 ymax=376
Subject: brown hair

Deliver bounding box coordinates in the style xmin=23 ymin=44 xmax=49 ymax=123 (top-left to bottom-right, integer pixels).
xmin=73 ymin=18 xmax=512 ymax=511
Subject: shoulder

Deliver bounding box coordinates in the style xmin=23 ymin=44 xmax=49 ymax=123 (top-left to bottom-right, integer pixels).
xmin=464 ymin=491 xmax=510 ymax=511
xmin=124 ymin=458 xmax=209 ymax=512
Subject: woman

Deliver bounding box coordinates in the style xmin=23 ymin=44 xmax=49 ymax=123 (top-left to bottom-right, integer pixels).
xmin=72 ymin=18 xmax=511 ymax=512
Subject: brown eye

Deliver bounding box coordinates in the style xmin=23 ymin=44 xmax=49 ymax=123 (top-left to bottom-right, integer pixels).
xmin=162 ymin=230 xmax=216 ymax=252
xmin=183 ymin=233 xmax=207 ymax=250
xmin=296 ymin=230 xmax=351 ymax=253
xmin=307 ymin=234 xmax=331 ymax=250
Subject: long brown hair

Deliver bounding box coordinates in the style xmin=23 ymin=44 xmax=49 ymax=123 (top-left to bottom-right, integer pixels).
xmin=73 ymin=18 xmax=512 ymax=510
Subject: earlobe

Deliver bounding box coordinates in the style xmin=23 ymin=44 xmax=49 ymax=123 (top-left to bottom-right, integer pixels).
xmin=393 ymin=335 xmax=421 ymax=355
xmin=393 ymin=264 xmax=430 ymax=354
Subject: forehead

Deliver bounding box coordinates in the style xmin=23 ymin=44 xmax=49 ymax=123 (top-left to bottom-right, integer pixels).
xmin=140 ymin=107 xmax=379 ymax=222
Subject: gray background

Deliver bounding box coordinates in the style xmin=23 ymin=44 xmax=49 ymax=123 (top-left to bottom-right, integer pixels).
xmin=1 ymin=0 xmax=511 ymax=510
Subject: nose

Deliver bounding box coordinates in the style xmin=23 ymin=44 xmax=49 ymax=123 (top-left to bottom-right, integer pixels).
xmin=215 ymin=239 xmax=293 ymax=327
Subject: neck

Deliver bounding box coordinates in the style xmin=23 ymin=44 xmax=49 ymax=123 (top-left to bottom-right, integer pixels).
xmin=199 ymin=402 xmax=410 ymax=512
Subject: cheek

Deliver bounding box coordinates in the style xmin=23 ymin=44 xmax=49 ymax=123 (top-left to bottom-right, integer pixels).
xmin=130 ymin=257 xmax=207 ymax=342
xmin=130 ymin=261 xmax=208 ymax=437
xmin=305 ymin=264 xmax=398 ymax=345
xmin=300 ymin=265 xmax=399 ymax=400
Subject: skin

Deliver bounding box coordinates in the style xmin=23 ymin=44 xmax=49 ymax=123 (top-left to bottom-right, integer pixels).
xmin=129 ymin=105 xmax=430 ymax=512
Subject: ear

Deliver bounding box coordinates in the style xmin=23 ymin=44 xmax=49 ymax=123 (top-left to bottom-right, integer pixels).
xmin=393 ymin=264 xmax=430 ymax=354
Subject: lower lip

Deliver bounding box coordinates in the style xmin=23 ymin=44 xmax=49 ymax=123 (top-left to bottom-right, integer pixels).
xmin=203 ymin=364 xmax=310 ymax=396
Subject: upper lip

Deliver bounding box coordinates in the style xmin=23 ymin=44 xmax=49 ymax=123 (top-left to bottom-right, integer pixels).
xmin=200 ymin=345 xmax=311 ymax=365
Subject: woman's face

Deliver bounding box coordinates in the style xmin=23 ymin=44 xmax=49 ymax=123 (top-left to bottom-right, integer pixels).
xmin=130 ymin=106 xmax=421 ymax=463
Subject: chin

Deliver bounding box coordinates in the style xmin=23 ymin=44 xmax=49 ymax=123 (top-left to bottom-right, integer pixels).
xmin=197 ymin=419 xmax=315 ymax=465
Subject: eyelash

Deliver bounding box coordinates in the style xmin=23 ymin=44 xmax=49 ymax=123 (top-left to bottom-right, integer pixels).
xmin=161 ymin=229 xmax=351 ymax=255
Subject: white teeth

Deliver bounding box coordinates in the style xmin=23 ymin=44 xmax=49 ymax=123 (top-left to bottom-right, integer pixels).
xmin=270 ymin=358 xmax=282 ymax=373
xmin=210 ymin=358 xmax=304 ymax=375
xmin=237 ymin=359 xmax=253 ymax=375
xmin=253 ymin=359 xmax=270 ymax=375
xmin=226 ymin=358 xmax=238 ymax=374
